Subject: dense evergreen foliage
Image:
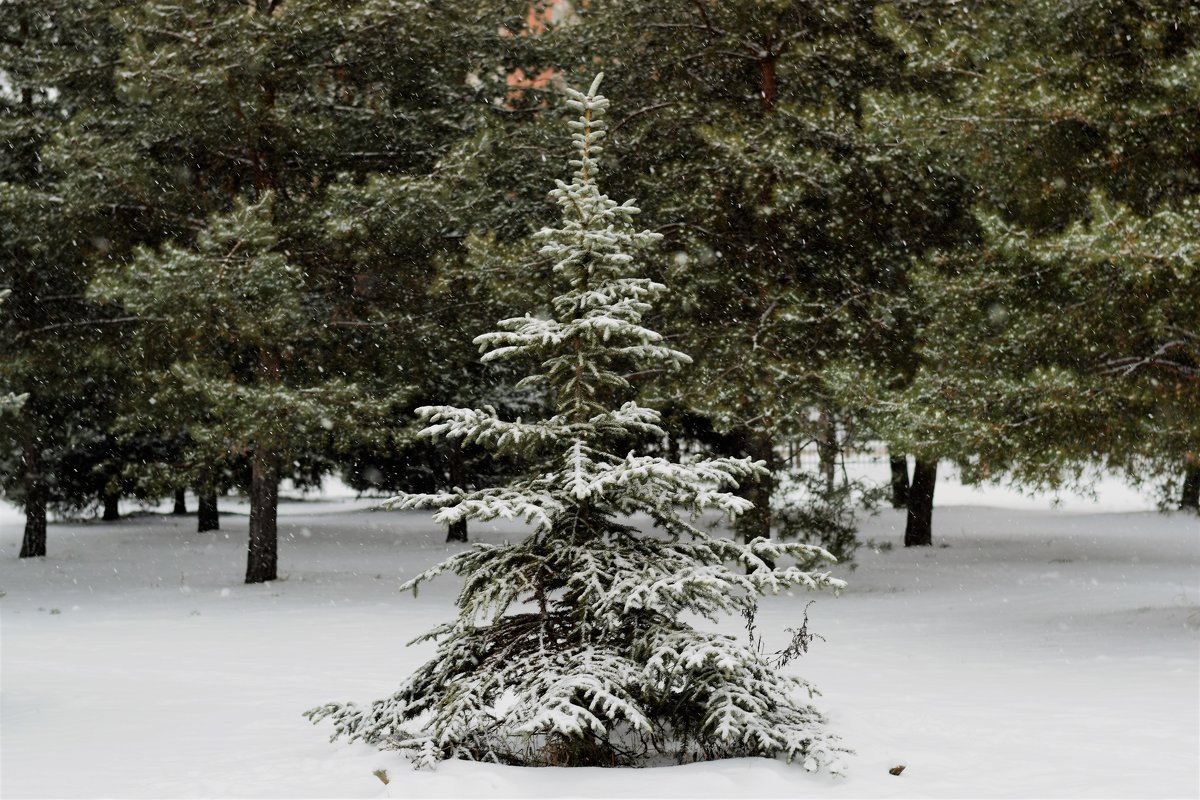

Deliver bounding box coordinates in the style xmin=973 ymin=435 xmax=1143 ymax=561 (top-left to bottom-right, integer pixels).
xmin=2 ymin=0 xmax=1195 ymax=781
xmin=549 ymin=1 xmax=976 ymax=554
xmin=1 ymin=1 xmax=1194 ymax=567
xmin=872 ymin=0 xmax=1199 ymax=515
xmin=0 ymin=1 xmax=135 ymax=555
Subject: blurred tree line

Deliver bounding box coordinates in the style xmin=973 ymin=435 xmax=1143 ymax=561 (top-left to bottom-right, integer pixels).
xmin=1 ymin=0 xmax=1196 ymax=582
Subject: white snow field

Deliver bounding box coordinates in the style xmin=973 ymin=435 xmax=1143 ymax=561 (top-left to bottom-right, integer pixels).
xmin=1 ymin=474 xmax=1197 ymax=799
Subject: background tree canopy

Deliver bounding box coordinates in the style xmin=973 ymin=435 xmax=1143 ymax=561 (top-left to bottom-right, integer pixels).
xmin=1 ymin=0 xmax=1196 ymax=582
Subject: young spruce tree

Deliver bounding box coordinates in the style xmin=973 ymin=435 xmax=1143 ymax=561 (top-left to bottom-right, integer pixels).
xmin=307 ymin=76 xmax=845 ymax=770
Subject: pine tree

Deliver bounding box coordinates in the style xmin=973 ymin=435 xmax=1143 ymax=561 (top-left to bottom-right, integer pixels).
xmin=318 ymin=3 xmax=567 ymax=542
xmin=874 ymin=0 xmax=1199 ymax=522
xmin=307 ymin=76 xmax=846 ymax=771
xmin=91 ymin=194 xmax=383 ymax=583
xmin=74 ymin=0 xmax=528 ymax=570
xmin=531 ymin=1 xmax=975 ymax=556
xmin=81 ymin=0 xmax=537 ymax=543
xmin=0 ymin=0 xmax=136 ymax=555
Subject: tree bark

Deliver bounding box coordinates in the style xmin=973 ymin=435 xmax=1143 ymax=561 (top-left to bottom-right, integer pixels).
xmin=13 ymin=16 xmax=45 ymax=560
xmin=198 ymin=491 xmax=220 ymax=532
xmin=759 ymin=35 xmax=777 ymax=113
xmin=102 ymin=492 xmax=120 ymax=521
xmin=446 ymin=442 xmax=468 ymax=543
xmin=735 ymin=429 xmax=775 ymax=544
xmin=173 ymin=488 xmax=187 ymax=515
xmin=817 ymin=410 xmax=837 ymax=494
xmin=889 ymin=454 xmax=910 ymax=509
xmin=1180 ymin=467 xmax=1200 ymax=510
xmin=245 ymin=449 xmax=279 ymax=583
xmin=904 ymin=459 xmax=938 ymax=547
xmin=733 ymin=31 xmax=779 ymax=545
xmin=19 ymin=424 xmax=47 ymax=558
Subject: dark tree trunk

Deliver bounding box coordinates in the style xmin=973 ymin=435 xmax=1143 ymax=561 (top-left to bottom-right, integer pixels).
xmin=1180 ymin=467 xmax=1200 ymax=510
xmin=198 ymin=492 xmax=220 ymax=532
xmin=734 ymin=34 xmax=779 ymax=546
xmin=19 ymin=425 xmax=47 ymax=558
xmin=447 ymin=518 xmax=468 ymax=543
xmin=446 ymin=443 xmax=468 ymax=543
xmin=890 ymin=454 xmax=910 ymax=509
xmin=245 ymin=450 xmax=279 ymax=583
xmin=904 ymin=459 xmax=938 ymax=547
xmin=102 ymin=492 xmax=120 ymax=521
xmin=759 ymin=35 xmax=777 ymax=113
xmin=817 ymin=410 xmax=837 ymax=494
xmin=735 ymin=429 xmax=775 ymax=544
xmin=173 ymin=488 xmax=187 ymax=515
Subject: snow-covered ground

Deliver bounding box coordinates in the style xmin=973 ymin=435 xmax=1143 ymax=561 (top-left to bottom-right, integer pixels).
xmin=1 ymin=473 xmax=1197 ymax=799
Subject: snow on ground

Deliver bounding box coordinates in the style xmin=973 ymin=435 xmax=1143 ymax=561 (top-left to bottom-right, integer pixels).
xmin=1 ymin=474 xmax=1197 ymax=799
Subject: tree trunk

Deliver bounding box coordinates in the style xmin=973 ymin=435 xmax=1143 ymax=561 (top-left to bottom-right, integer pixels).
xmin=446 ymin=442 xmax=468 ymax=543
xmin=102 ymin=492 xmax=120 ymax=521
xmin=759 ymin=35 xmax=777 ymax=113
xmin=173 ymin=488 xmax=187 ymax=515
xmin=735 ymin=429 xmax=775 ymax=544
xmin=245 ymin=449 xmax=279 ymax=583
xmin=817 ymin=410 xmax=837 ymax=495
xmin=734 ymin=32 xmax=778 ymax=545
xmin=198 ymin=491 xmax=220 ymax=532
xmin=889 ymin=454 xmax=910 ymax=509
xmin=19 ymin=425 xmax=47 ymax=558
xmin=1180 ymin=467 xmax=1200 ymax=510
xmin=904 ymin=459 xmax=938 ymax=547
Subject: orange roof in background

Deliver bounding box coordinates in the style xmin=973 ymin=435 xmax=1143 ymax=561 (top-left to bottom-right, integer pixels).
xmin=505 ymin=1 xmax=574 ymax=101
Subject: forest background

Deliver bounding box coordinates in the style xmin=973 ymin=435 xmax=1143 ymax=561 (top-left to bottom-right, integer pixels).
xmin=2 ymin=0 xmax=1197 ymax=584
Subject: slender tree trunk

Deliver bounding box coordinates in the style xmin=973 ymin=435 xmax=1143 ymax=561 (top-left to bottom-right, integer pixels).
xmin=102 ymin=492 xmax=120 ymax=521
xmin=817 ymin=410 xmax=837 ymax=494
xmin=245 ymin=449 xmax=279 ymax=583
xmin=759 ymin=35 xmax=777 ymax=113
xmin=19 ymin=424 xmax=47 ymax=558
xmin=904 ymin=459 xmax=938 ymax=547
xmin=173 ymin=488 xmax=187 ymax=515
xmin=445 ymin=443 xmax=468 ymax=543
xmin=890 ymin=453 xmax=910 ymax=509
xmin=198 ymin=491 xmax=220 ymax=532
xmin=1180 ymin=467 xmax=1200 ymax=510
xmin=733 ymin=34 xmax=779 ymax=548
xmin=14 ymin=15 xmax=44 ymax=560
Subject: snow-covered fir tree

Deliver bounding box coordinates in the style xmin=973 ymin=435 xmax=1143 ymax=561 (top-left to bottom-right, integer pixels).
xmin=307 ymin=75 xmax=846 ymax=771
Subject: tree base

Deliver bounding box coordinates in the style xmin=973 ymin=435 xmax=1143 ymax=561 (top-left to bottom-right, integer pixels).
xmin=20 ymin=506 xmax=47 ymax=558
xmin=1181 ymin=467 xmax=1200 ymax=510
xmin=446 ymin=519 xmax=468 ymax=543
xmin=173 ymin=488 xmax=188 ymax=515
xmin=904 ymin=459 xmax=937 ymax=547
xmin=198 ymin=493 xmax=220 ymax=532
xmin=246 ymin=454 xmax=278 ymax=584
xmin=102 ymin=493 xmax=120 ymax=522
xmin=889 ymin=455 xmax=910 ymax=509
